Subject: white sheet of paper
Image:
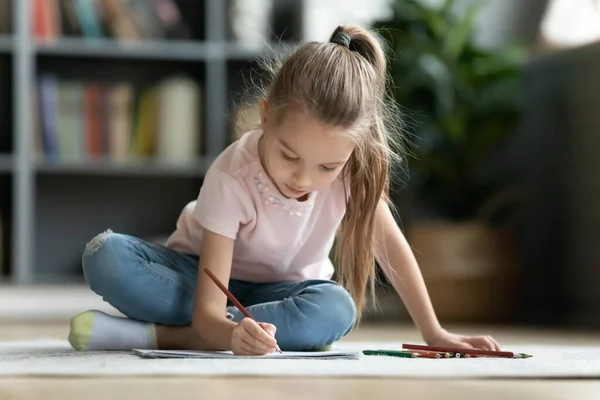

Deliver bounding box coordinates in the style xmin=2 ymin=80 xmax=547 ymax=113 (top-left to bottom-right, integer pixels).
xmin=132 ymin=348 xmax=361 ymax=360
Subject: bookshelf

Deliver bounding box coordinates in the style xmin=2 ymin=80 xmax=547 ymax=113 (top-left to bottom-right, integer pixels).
xmin=1 ymin=0 xmax=302 ymax=284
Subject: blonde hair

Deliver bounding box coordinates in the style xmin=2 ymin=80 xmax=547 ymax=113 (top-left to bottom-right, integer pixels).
xmin=232 ymin=25 xmax=406 ymax=320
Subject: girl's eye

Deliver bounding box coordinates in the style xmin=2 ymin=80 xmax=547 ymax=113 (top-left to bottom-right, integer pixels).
xmin=320 ymin=166 xmax=336 ymax=172
xmin=282 ymin=152 xmax=297 ymax=161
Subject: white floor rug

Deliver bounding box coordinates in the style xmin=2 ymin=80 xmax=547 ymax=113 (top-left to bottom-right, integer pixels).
xmin=1 ymin=339 xmax=600 ymax=379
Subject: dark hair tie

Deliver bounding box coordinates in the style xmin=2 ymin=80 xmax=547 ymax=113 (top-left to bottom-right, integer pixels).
xmin=331 ymin=31 xmax=351 ymax=49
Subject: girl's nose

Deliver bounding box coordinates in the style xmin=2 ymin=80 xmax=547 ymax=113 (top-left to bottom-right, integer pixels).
xmin=292 ymin=169 xmax=311 ymax=188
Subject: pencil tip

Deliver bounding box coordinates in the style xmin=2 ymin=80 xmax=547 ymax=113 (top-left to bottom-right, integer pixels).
xmin=515 ymin=353 xmax=532 ymax=358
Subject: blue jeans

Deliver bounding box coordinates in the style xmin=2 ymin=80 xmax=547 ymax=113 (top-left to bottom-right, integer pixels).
xmin=80 ymin=230 xmax=357 ymax=351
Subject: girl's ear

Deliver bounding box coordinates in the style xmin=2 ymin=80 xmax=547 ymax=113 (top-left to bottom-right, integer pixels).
xmin=259 ymin=98 xmax=268 ymax=126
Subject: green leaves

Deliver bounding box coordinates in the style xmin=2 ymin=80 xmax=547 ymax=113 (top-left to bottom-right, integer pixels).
xmin=374 ymin=0 xmax=525 ymax=220
xmin=442 ymin=1 xmax=480 ymax=60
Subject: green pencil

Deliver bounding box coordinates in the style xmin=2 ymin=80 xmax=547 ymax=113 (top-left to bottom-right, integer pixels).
xmin=362 ymin=350 xmax=421 ymax=358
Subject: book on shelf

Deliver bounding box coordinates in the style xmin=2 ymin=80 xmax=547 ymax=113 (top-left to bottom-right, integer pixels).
xmin=33 ymin=0 xmax=192 ymax=42
xmin=33 ymin=74 xmax=202 ymax=165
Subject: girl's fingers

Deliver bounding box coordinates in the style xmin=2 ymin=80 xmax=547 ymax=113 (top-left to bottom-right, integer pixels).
xmin=242 ymin=319 xmax=277 ymax=347
xmin=482 ymin=339 xmax=494 ymax=351
xmin=462 ymin=336 xmax=489 ymax=351
xmin=238 ymin=343 xmax=259 ymax=356
xmin=240 ymin=327 xmax=276 ymax=354
xmin=487 ymin=336 xmax=502 ymax=351
xmin=258 ymin=322 xmax=277 ymax=337
xmin=477 ymin=336 xmax=496 ymax=351
xmin=452 ymin=340 xmax=473 ymax=349
xmin=240 ymin=336 xmax=266 ymax=355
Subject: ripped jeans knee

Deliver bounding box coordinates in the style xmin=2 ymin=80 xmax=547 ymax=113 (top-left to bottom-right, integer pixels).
xmin=81 ymin=229 xmax=133 ymax=300
xmin=82 ymin=229 xmax=120 ymax=281
xmin=83 ymin=229 xmax=114 ymax=256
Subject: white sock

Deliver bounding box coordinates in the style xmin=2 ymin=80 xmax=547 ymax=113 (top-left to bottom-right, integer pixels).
xmin=68 ymin=310 xmax=157 ymax=351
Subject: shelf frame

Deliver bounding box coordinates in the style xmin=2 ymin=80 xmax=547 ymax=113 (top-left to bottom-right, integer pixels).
xmin=12 ymin=0 xmax=35 ymax=284
xmin=34 ymin=157 xmax=216 ymax=177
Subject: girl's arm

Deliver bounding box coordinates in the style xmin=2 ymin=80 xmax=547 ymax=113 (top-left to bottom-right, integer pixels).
xmin=191 ymin=229 xmax=279 ymax=354
xmin=191 ymin=229 xmax=238 ymax=350
xmin=373 ymin=200 xmax=442 ymax=341
xmin=373 ymin=199 xmax=501 ymax=350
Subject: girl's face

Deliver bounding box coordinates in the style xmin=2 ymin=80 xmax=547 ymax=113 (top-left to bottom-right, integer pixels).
xmin=258 ymin=100 xmax=355 ymax=200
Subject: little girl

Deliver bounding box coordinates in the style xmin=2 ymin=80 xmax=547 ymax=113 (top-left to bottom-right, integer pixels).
xmin=68 ymin=25 xmax=501 ymax=355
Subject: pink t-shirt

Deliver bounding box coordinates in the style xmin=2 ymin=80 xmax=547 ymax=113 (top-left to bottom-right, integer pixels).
xmin=165 ymin=129 xmax=348 ymax=282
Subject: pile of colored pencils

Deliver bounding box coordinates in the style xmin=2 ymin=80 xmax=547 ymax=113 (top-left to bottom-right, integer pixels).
xmin=402 ymin=344 xmax=533 ymax=359
xmin=363 ymin=344 xmax=532 ymax=359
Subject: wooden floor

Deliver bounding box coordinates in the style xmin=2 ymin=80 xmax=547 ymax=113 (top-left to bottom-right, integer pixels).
xmin=1 ymin=321 xmax=600 ymax=400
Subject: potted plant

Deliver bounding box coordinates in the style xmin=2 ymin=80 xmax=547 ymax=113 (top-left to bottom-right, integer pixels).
xmin=373 ymin=0 xmax=526 ymax=322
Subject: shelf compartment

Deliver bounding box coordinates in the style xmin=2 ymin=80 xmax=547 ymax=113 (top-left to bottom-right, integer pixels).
xmin=34 ymin=174 xmax=204 ymax=281
xmin=33 ymin=58 xmax=207 ymax=163
xmin=0 ymin=154 xmax=11 ymax=172
xmin=0 ymin=36 xmax=12 ymax=52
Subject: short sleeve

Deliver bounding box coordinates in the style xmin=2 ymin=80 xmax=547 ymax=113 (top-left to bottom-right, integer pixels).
xmin=193 ymin=167 xmax=254 ymax=240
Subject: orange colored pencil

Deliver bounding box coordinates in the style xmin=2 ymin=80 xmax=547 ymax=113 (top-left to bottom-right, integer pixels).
xmin=203 ymin=268 xmax=283 ymax=354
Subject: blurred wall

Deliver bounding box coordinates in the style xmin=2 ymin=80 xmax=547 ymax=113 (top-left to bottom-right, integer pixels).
xmin=475 ymin=0 xmax=549 ymax=48
xmin=492 ymin=32 xmax=600 ymax=329
xmin=454 ymin=0 xmax=600 ymax=329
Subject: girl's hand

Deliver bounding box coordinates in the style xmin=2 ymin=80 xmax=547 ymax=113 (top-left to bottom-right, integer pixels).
xmin=425 ymin=328 xmax=501 ymax=352
xmin=231 ymin=318 xmax=278 ymax=355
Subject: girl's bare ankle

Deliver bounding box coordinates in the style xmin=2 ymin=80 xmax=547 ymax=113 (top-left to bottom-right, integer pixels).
xmin=156 ymin=325 xmax=208 ymax=350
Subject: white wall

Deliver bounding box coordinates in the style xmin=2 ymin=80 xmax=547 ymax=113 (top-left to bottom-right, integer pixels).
xmin=540 ymin=0 xmax=600 ymax=47
xmin=301 ymin=0 xmax=394 ymax=41
xmin=301 ymin=0 xmax=547 ymax=48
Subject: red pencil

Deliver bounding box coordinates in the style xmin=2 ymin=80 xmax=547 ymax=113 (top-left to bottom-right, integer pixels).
xmin=203 ymin=268 xmax=283 ymax=354
xmin=402 ymin=343 xmax=532 ymax=358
